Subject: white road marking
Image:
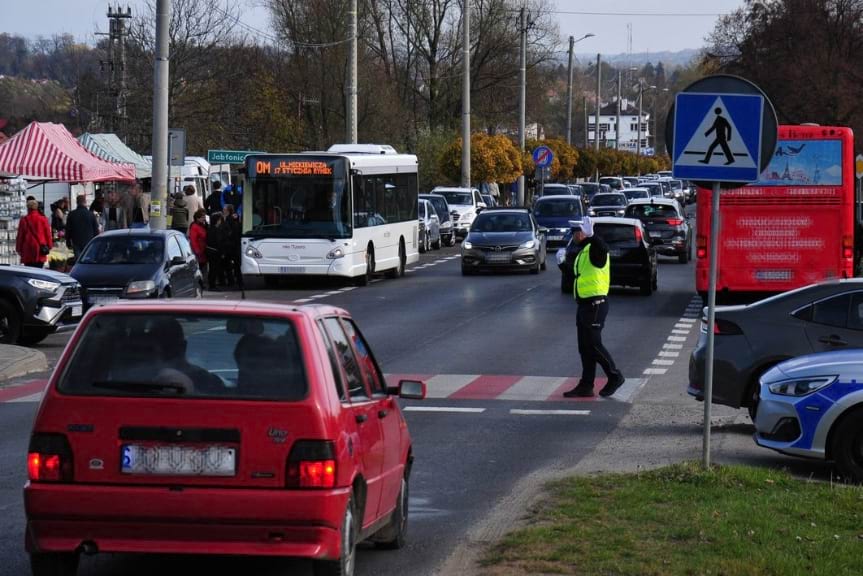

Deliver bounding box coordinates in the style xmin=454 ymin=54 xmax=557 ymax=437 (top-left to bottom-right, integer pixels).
xmin=610 ymin=377 xmax=647 ymax=402
xmin=674 ymin=323 xmax=692 ymax=329
xmin=338 ymin=287 xmax=356 ymax=292
xmin=678 ymin=318 xmax=697 ymax=324
xmin=658 ymin=350 xmax=680 ymax=358
xmin=293 ymin=298 xmax=314 ymax=303
xmin=405 ymin=269 xmax=415 ymax=273
xmin=403 ymin=406 xmax=486 ymax=413
xmin=8 ymin=392 xmax=43 ymax=403
xmin=652 ymin=359 xmax=675 ymax=366
xmin=510 ymin=409 xmax=590 ymax=416
xmin=671 ymin=329 xmax=690 ymax=335
xmin=643 ymin=368 xmax=668 ymax=375
xmin=663 ymin=343 xmax=684 ymax=350
xmin=667 ymin=336 xmax=687 ymax=342
xmin=325 ymin=291 xmax=342 ymax=296
xmin=496 ymin=376 xmax=567 ymax=402
xmin=425 ymin=374 xmax=481 ymax=398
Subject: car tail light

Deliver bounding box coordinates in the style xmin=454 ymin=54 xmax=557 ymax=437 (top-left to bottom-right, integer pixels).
xmin=27 ymin=434 xmax=73 ymax=482
xmin=696 ymin=235 xmax=707 ymax=259
xmin=286 ymin=440 xmax=336 ymax=489
xmin=634 ymin=226 xmax=643 ymax=243
xmin=843 ymin=235 xmax=853 ymax=259
xmin=666 ymin=218 xmax=684 ymax=226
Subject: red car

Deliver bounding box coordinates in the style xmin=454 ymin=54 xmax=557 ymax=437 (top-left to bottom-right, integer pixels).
xmin=23 ymin=300 xmax=425 ymax=576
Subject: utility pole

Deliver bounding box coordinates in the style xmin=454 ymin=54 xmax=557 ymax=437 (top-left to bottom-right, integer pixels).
xmin=615 ymin=69 xmax=621 ymax=151
xmin=583 ymin=95 xmax=588 ymax=148
xmin=150 ymin=0 xmax=170 ymax=231
xmin=99 ymin=5 xmax=132 ymax=135
xmin=517 ymin=6 xmax=528 ymax=206
xmin=461 ymin=0 xmax=471 ymax=187
xmin=565 ymin=35 xmax=574 ymax=145
xmin=347 ymin=0 xmax=358 ymax=144
xmin=594 ymin=53 xmax=601 ymax=151
xmin=637 ymin=80 xmax=643 ymax=175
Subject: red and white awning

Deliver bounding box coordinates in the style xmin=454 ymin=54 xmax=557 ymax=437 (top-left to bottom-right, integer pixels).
xmin=0 ymin=122 xmax=136 ymax=182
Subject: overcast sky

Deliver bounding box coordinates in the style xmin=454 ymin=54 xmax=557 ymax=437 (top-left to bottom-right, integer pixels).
xmin=2 ymin=0 xmax=745 ymax=56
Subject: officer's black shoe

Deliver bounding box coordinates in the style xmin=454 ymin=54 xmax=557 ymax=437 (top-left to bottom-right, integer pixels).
xmin=563 ymin=385 xmax=594 ymax=398
xmin=599 ymin=375 xmax=626 ymax=397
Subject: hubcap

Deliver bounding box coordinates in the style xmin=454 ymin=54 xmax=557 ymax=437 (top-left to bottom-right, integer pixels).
xmin=343 ymin=507 xmax=356 ymax=575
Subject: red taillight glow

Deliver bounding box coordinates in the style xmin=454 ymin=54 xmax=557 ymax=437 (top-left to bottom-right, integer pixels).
xmin=634 ymin=226 xmax=643 ymax=242
xmin=696 ymin=235 xmax=707 ymax=259
xmin=697 ymin=248 xmax=707 ymax=259
xmin=666 ymin=218 xmax=684 ymax=226
xmin=28 ymin=452 xmax=62 ymax=482
xmin=289 ymin=460 xmax=336 ymax=488
xmin=843 ymin=235 xmax=853 ymax=258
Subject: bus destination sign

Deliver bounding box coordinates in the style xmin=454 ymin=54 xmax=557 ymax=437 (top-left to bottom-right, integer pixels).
xmin=253 ymin=159 xmax=334 ymax=177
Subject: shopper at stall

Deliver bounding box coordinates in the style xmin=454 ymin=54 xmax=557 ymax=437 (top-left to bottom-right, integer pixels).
xmin=16 ymin=199 xmax=53 ymax=268
xmin=65 ymin=194 xmax=99 ymax=258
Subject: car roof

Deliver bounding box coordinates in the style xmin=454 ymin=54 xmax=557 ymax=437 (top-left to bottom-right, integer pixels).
xmin=536 ymin=194 xmax=579 ymax=201
xmin=85 ymin=299 xmax=350 ymax=321
xmin=626 ymin=198 xmax=678 ymax=207
xmin=593 ymin=192 xmax=626 ymax=198
xmin=432 ymin=186 xmax=478 ymax=193
xmin=476 ymin=207 xmax=529 ymax=214
xmin=591 ymin=216 xmax=644 ymax=226
xmin=625 ymin=188 xmax=650 ymax=192
xmin=419 ymin=193 xmax=446 ymax=199
xmin=97 ymin=228 xmax=179 ymax=239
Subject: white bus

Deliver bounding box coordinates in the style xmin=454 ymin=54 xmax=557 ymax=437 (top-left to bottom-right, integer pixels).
xmin=240 ymin=145 xmax=419 ymax=286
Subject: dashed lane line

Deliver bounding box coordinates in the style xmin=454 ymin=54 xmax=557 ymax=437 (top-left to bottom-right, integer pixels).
xmin=403 ymin=407 xmax=486 ymax=414
xmin=667 ymin=336 xmax=687 ymax=342
xmin=663 ymin=343 xmax=684 ymax=350
xmin=658 ymin=350 xmax=680 ymax=358
xmin=643 ymin=367 xmax=668 ymax=375
xmin=510 ymin=409 xmax=591 ymax=416
xmin=652 ymin=359 xmax=675 ymax=366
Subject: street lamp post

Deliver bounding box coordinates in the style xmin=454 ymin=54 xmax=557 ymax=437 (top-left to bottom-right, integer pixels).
xmin=565 ymin=33 xmax=595 ymax=145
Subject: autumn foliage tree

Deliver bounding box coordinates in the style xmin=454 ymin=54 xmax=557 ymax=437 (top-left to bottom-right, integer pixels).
xmin=439 ymin=133 xmax=523 ymax=185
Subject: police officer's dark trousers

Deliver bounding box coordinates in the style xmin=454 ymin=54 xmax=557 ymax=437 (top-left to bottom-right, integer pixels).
xmin=576 ymin=297 xmax=621 ymax=385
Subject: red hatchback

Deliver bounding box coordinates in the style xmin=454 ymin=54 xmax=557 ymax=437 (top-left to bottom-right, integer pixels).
xmin=23 ymin=300 xmax=425 ymax=576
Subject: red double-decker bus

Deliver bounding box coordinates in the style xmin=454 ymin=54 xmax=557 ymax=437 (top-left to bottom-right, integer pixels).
xmin=696 ymin=125 xmax=855 ymax=302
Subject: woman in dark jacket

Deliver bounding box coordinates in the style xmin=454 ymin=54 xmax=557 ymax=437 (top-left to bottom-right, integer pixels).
xmin=206 ymin=212 xmax=225 ymax=290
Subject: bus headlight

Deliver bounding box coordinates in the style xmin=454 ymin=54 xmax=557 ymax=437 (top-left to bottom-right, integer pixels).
xmin=327 ymin=247 xmax=345 ymax=259
xmin=245 ymin=246 xmax=263 ymax=259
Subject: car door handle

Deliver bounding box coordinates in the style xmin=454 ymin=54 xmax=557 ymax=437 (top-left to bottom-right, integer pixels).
xmin=355 ymin=414 xmax=367 ymax=424
xmin=818 ymin=335 xmax=848 ymax=346
xmin=378 ymin=409 xmax=389 ymax=419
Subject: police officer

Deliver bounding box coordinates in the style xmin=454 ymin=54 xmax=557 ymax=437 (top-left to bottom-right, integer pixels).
xmin=563 ymin=216 xmax=625 ymax=398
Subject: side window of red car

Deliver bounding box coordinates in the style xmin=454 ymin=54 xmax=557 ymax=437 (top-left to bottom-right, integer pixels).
xmin=318 ymin=320 xmax=346 ymax=401
xmin=342 ymin=319 xmax=386 ymax=396
xmin=323 ymin=317 xmax=369 ymax=399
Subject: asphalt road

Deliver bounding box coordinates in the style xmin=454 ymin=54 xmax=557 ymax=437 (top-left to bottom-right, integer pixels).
xmin=0 ymin=230 xmax=700 ymax=576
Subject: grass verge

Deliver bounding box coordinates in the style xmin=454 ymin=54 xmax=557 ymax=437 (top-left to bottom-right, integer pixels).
xmin=482 ymin=462 xmax=863 ymax=576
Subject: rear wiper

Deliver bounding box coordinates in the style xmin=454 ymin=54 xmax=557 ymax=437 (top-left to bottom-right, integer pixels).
xmin=92 ymin=380 xmax=187 ymax=395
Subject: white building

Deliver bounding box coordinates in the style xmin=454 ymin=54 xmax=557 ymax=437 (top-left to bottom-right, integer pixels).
xmin=587 ymin=98 xmax=651 ymax=154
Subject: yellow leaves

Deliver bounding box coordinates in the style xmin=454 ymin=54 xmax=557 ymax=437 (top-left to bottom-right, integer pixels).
xmin=439 ymin=133 xmax=524 ymax=184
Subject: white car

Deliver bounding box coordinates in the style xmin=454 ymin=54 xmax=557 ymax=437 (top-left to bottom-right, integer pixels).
xmin=432 ymin=186 xmax=486 ymax=239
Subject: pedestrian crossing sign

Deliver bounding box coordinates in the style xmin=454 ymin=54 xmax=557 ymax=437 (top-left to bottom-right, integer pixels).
xmin=672 ymin=92 xmax=764 ymax=183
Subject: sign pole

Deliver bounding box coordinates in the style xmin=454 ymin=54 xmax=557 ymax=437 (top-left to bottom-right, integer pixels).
xmin=703 ymin=181 xmax=721 ymax=468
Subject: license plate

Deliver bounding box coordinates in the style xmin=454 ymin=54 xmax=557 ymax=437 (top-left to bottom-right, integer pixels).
xmin=609 ymin=249 xmax=621 ymax=257
xmin=121 ymin=444 xmax=236 ymax=476
xmin=755 ymin=270 xmax=792 ymax=281
xmin=548 ymin=235 xmax=563 ymax=241
xmin=71 ymin=305 xmax=82 ymax=317
xmin=89 ymin=296 xmax=119 ymax=306
xmin=278 ymin=266 xmax=306 ymax=274
xmin=485 ymin=254 xmax=511 ymax=263
xmin=649 ymin=231 xmax=663 ymax=238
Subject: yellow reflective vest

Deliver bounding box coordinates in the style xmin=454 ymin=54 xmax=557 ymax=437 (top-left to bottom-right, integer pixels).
xmin=574 ymin=242 xmax=610 ymax=299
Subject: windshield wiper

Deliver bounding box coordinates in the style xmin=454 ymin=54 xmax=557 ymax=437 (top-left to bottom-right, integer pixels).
xmin=92 ymin=380 xmax=187 ymax=395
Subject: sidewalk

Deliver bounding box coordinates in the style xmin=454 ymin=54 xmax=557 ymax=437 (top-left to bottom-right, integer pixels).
xmin=0 ymin=344 xmax=47 ymax=383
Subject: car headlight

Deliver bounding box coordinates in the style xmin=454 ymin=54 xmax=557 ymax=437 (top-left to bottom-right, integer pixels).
xmin=27 ymin=278 xmax=60 ymax=293
xmin=588 ymin=209 xmax=596 ymax=216
xmin=245 ymin=245 xmax=263 ymax=259
xmin=125 ymin=280 xmax=157 ymax=297
xmin=461 ymin=211 xmax=475 ymax=222
xmin=326 ymin=246 xmax=345 ymax=259
xmin=520 ymin=240 xmax=536 ymax=249
xmin=767 ymin=376 xmax=837 ymax=396
xmin=463 ymin=241 xmax=473 ymax=250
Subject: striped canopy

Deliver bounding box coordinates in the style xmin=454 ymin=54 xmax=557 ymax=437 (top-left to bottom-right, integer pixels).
xmin=78 ymin=132 xmax=151 ymax=179
xmin=0 ymin=122 xmax=136 ymax=182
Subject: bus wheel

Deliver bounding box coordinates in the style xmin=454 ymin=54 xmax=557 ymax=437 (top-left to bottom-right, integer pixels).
xmin=387 ymin=242 xmax=406 ymax=279
xmin=356 ymin=246 xmax=374 ymax=286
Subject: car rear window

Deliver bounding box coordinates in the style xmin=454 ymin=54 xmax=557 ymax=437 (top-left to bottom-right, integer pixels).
xmin=57 ymin=313 xmax=307 ymax=401
xmin=535 ymin=199 xmax=583 ymax=218
xmin=423 ymin=197 xmax=450 ymax=221
xmin=625 ymin=204 xmax=679 ymax=219
xmin=78 ymin=237 xmax=164 ymax=265
xmin=591 ymin=194 xmax=626 ymax=207
xmin=596 ymin=224 xmax=640 ymax=247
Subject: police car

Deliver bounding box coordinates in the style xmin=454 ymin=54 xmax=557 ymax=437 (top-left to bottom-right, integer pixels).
xmin=755 ymin=350 xmax=863 ymax=482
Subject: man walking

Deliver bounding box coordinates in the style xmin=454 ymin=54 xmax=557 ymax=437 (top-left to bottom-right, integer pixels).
xmin=699 ymin=107 xmax=735 ymax=166
xmin=65 ymin=194 xmax=99 ymax=258
xmin=563 ymin=217 xmax=625 ymax=398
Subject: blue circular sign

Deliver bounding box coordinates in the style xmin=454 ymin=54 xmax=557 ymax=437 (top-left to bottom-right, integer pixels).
xmin=532 ymin=146 xmax=554 ymax=168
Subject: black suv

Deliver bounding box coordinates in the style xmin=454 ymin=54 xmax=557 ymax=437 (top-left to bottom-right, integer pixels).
xmin=623 ymin=198 xmax=692 ymax=263
xmin=558 ymin=217 xmax=658 ymax=296
xmin=0 ymin=265 xmax=83 ymax=345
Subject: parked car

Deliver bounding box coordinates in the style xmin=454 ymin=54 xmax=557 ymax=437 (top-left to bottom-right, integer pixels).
xmin=432 ymin=186 xmax=485 ymax=239
xmin=419 ymin=193 xmax=456 ymax=247
xmin=461 ymin=208 xmax=547 ymax=275
xmin=533 ymin=196 xmax=585 ymax=249
xmin=0 ymin=265 xmax=82 ymax=345
xmin=587 ymin=192 xmax=628 ymax=217
xmin=418 ymin=198 xmax=441 ymax=252
xmin=624 ymin=198 xmax=692 ymax=263
xmin=71 ymin=229 xmax=204 ymax=308
xmin=558 ymin=217 xmax=657 ymax=296
xmin=755 ymin=350 xmax=863 ymax=482
xmin=688 ymin=279 xmax=863 ymax=417
xmin=622 ymin=188 xmax=650 ymax=203
xmin=23 ymin=300 xmax=427 ymax=575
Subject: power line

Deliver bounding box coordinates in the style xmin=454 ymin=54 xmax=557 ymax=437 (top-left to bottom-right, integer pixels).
xmin=212 ymin=4 xmax=350 ymax=48
xmin=525 ymin=10 xmax=730 ymax=18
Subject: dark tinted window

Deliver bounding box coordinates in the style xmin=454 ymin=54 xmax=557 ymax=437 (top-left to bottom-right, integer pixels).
xmin=342 ymin=320 xmax=385 ymax=395
xmin=323 ymin=317 xmax=368 ymax=399
xmin=591 ymin=194 xmax=626 ymax=207
xmin=78 ymin=237 xmax=164 ymax=265
xmin=534 ymin=199 xmax=583 ymax=218
xmin=318 ymin=320 xmax=346 ymax=400
xmin=58 ymin=314 xmax=307 ymax=400
xmin=623 ymin=190 xmax=649 ymax=201
xmin=809 ymin=294 xmax=850 ymax=328
xmin=625 ymin=204 xmax=680 ymax=219
xmin=849 ymin=293 xmax=863 ymax=331
xmin=421 ymin=196 xmax=450 ymax=221
xmin=439 ymin=191 xmax=473 ymax=205
xmin=471 ymin=212 xmax=532 ymax=232
xmin=354 ymin=172 xmax=418 ymax=228
xmin=596 ymin=224 xmax=640 ymax=247
xmin=542 ymin=185 xmax=570 ymax=196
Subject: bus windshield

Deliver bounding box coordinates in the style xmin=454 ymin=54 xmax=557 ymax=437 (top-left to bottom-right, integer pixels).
xmin=246 ymin=158 xmax=350 ymax=239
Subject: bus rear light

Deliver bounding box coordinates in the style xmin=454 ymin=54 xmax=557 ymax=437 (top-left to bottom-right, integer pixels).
xmin=696 ymin=235 xmax=707 ymax=259
xmin=27 ymin=434 xmax=73 ymax=482
xmin=843 ymin=235 xmax=853 ymax=258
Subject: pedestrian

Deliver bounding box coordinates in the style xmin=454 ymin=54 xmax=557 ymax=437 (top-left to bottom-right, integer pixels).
xmin=100 ymin=189 xmax=128 ymax=231
xmin=222 ymin=203 xmax=243 ymax=288
xmin=183 ymin=184 xmax=203 ymax=217
xmin=128 ymin=180 xmax=149 ymax=228
xmin=50 ymin=197 xmax=68 ymax=239
xmin=223 ymin=184 xmax=242 ymax=217
xmin=65 ymin=194 xmax=99 ymax=259
xmin=16 ymin=199 xmax=53 ymax=268
xmin=205 ymin=180 xmax=223 ymax=215
xmin=170 ymin=192 xmax=190 ymax=235
xmin=189 ymin=208 xmax=208 ymax=281
xmin=206 ymin=211 xmax=225 ymax=289
xmin=562 ymin=216 xmax=626 ymax=398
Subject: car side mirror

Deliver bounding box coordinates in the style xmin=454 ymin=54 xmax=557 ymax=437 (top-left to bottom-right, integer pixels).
xmin=394 ymin=379 xmax=426 ymax=400
xmin=538 ymin=226 xmax=548 ymax=234
xmin=169 ymin=256 xmax=186 ymax=267
xmin=477 ymin=202 xmax=487 ymax=209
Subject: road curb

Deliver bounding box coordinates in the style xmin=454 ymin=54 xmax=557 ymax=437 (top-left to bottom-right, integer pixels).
xmin=0 ymin=345 xmax=48 ymax=384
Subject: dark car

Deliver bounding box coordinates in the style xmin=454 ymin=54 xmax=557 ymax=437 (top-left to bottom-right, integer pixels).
xmin=419 ymin=193 xmax=456 ymax=247
xmin=71 ymin=229 xmax=203 ymax=307
xmin=0 ymin=265 xmax=82 ymax=345
xmin=689 ymin=279 xmax=863 ymax=418
xmin=533 ymin=196 xmax=584 ymax=249
xmin=461 ymin=208 xmax=547 ymax=275
xmin=587 ymin=193 xmax=628 ymax=218
xmin=624 ymin=198 xmax=692 ymax=263
xmin=558 ymin=217 xmax=657 ymax=296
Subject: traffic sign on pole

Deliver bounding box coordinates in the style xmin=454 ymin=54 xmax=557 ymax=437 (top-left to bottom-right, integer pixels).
xmin=532 ymin=145 xmax=554 ymax=168
xmin=207 ymin=149 xmax=264 ymax=164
